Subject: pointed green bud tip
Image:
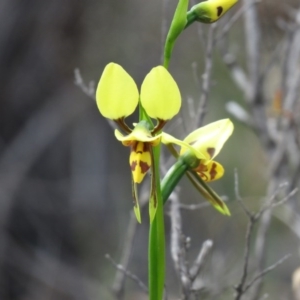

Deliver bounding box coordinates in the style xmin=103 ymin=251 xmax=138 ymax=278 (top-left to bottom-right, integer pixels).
xmin=168 ymin=0 xmax=189 ymax=41
xmin=188 ymin=0 xmax=238 ymax=24
xmin=134 ymin=206 xmax=141 ymax=223
xmin=149 ymin=205 xmax=157 ymax=224
xmin=164 ymin=0 xmax=189 ymax=67
xmin=213 ymin=201 xmax=231 ymax=216
xmin=149 ymin=189 xmax=158 ymax=223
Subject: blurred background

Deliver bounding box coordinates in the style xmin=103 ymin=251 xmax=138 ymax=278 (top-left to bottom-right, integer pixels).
xmin=0 ymin=0 xmax=300 ymax=299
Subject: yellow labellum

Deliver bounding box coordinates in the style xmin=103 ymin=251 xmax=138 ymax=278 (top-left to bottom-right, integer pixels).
xmin=130 ymin=142 xmax=152 ymax=184
xmin=194 ymin=160 xmax=224 ymax=182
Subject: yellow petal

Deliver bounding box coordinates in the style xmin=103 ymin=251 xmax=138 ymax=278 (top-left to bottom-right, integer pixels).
xmin=180 ymin=119 xmax=234 ymax=160
xmin=130 ymin=142 xmax=151 ymax=183
xmin=96 ymin=63 xmax=139 ymax=119
xmin=191 ymin=0 xmax=238 ymax=23
xmin=115 ymin=127 xmax=161 ymax=145
xmin=140 ymin=66 xmax=181 ymax=120
xmin=194 ymin=160 xmax=224 ymax=182
xmin=161 ymin=132 xmax=206 ymax=159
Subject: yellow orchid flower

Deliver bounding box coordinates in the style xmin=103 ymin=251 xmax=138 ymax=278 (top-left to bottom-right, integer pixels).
xmin=162 ymin=119 xmax=234 ymax=214
xmin=96 ymin=63 xmax=181 ymax=222
xmin=188 ymin=0 xmax=238 ymax=24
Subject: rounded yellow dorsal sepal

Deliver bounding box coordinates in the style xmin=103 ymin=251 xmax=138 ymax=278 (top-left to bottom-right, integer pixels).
xmin=96 ymin=63 xmax=139 ymax=120
xmin=141 ymin=66 xmax=181 ymax=121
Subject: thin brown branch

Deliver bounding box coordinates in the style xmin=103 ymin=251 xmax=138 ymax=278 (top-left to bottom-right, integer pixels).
xmin=195 ymin=23 xmax=217 ymax=128
xmin=243 ymin=254 xmax=291 ymax=294
xmin=234 ymin=172 xmax=295 ymax=300
xmin=170 ymin=191 xmax=191 ymax=298
xmin=234 ymin=169 xmax=252 ymax=218
xmin=74 ymin=68 xmax=96 ymax=100
xmin=74 ymin=68 xmax=117 ymax=131
xmin=105 ymin=254 xmax=148 ymax=294
xmin=234 ymin=220 xmax=255 ymax=300
xmin=111 ymin=185 xmax=149 ymax=298
xmin=189 ymin=240 xmax=213 ymax=280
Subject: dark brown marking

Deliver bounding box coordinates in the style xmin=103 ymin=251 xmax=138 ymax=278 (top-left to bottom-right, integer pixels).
xmin=197 ymin=164 xmax=208 ymax=173
xmin=150 ymin=181 xmax=157 ymax=209
xmin=143 ymin=142 xmax=150 ymax=152
xmin=130 ymin=160 xmax=137 ymax=171
xmin=209 ymin=162 xmax=217 ymax=180
xmin=131 ymin=142 xmax=138 ymax=152
xmin=207 ymin=147 xmax=215 ymax=158
xmin=217 ymin=6 xmax=223 ymax=17
xmin=195 ymin=164 xmax=209 ymax=181
xmin=153 ymin=194 xmax=157 ymax=208
xmin=140 ymin=161 xmax=150 ymax=174
xmin=199 ymin=173 xmax=209 ymax=181
xmin=152 ymin=119 xmax=167 ymax=135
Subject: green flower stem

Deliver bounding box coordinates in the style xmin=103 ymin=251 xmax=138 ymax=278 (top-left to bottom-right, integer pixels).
xmin=161 ymin=158 xmax=189 ymax=205
xmin=138 ymin=97 xmax=164 ymax=299
xmin=149 ymin=145 xmax=165 ymax=300
xmin=139 ymin=82 xmax=165 ymax=299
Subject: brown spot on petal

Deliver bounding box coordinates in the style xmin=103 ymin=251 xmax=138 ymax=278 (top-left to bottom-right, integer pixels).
xmin=131 ymin=160 xmax=138 ymax=171
xmin=199 ymin=172 xmax=209 ymax=181
xmin=209 ymin=162 xmax=217 ymax=180
xmin=207 ymin=147 xmax=215 ymax=158
xmin=143 ymin=143 xmax=150 ymax=152
xmin=197 ymin=164 xmax=208 ymax=173
xmin=140 ymin=161 xmax=150 ymax=174
xmin=195 ymin=164 xmax=209 ymax=181
xmin=130 ymin=141 xmax=138 ymax=151
xmin=217 ymin=6 xmax=223 ymax=17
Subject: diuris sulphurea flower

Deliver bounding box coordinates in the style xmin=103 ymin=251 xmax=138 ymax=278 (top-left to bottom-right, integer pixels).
xmin=187 ymin=0 xmax=238 ymax=25
xmin=96 ymin=63 xmax=181 ymax=223
xmin=162 ymin=119 xmax=234 ymax=215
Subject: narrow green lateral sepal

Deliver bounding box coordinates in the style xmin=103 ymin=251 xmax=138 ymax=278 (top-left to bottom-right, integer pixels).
xmin=149 ymin=195 xmax=157 ymax=223
xmin=134 ymin=206 xmax=142 ymax=223
xmin=187 ymin=170 xmax=230 ymax=215
xmin=149 ymin=148 xmax=158 ymax=223
xmin=164 ymin=0 xmax=189 ymax=68
xmin=132 ymin=181 xmax=142 ymax=223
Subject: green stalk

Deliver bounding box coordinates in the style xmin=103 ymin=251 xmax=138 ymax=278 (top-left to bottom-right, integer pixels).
xmin=149 ymin=145 xmax=165 ymax=300
xmin=140 ymin=91 xmax=165 ymax=299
